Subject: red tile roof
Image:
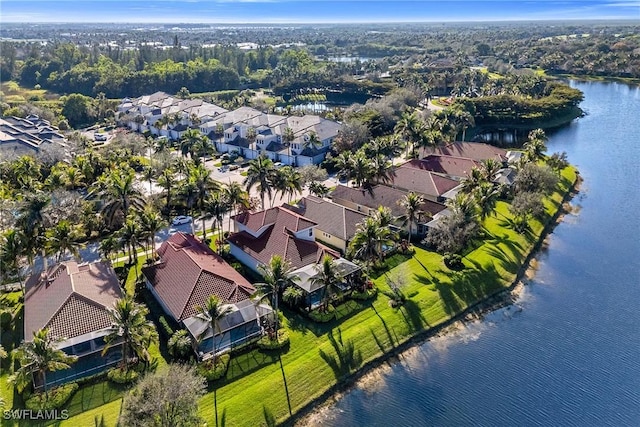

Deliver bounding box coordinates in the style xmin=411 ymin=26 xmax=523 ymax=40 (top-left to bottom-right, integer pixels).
xmin=24 ymin=261 xmax=123 ymax=341
xmin=390 ymin=164 xmax=460 ymax=198
xmin=143 ymin=232 xmax=255 ymax=321
xmin=405 ymin=156 xmax=481 ymax=179
xmin=234 ymin=206 xmax=316 ymax=233
xmin=228 ymin=207 xmax=338 ymax=270
xmin=420 ymin=141 xmax=507 ymax=162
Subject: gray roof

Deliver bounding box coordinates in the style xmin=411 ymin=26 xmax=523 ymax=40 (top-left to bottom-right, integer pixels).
xmin=289 ymin=196 xmax=366 ymax=241
xmin=292 ymin=258 xmax=360 ymax=293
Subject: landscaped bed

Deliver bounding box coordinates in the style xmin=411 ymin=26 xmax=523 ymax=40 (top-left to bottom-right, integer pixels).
xmin=18 ymin=167 xmax=577 ymax=427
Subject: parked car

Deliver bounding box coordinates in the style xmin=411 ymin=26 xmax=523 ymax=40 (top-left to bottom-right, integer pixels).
xmin=171 ymin=215 xmax=192 ymax=226
xmin=94 ymin=132 xmax=107 ymax=141
xmin=228 ymin=164 xmax=240 ymax=171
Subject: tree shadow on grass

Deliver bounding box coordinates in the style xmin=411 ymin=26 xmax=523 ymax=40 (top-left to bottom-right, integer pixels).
xmin=319 ymin=328 xmax=363 ymax=381
xmin=399 ymin=299 xmax=428 ymax=333
xmin=219 ymin=348 xmax=280 ymax=386
xmin=370 ymin=305 xmax=398 ymax=351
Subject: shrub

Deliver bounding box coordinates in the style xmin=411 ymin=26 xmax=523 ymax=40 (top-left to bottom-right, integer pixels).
xmin=443 ymin=253 xmax=464 ymax=270
xmin=351 ymin=287 xmax=378 ymax=301
xmin=309 ymin=305 xmax=335 ymax=323
xmin=24 ymin=383 xmax=78 ymax=410
xmin=158 ymin=316 xmax=175 ymax=338
xmin=257 ymin=330 xmax=290 ymax=350
xmin=107 ymin=367 xmax=139 ymax=384
xmin=197 ymin=354 xmax=230 ymax=381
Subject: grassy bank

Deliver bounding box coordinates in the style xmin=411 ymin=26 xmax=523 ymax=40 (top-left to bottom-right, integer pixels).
xmin=52 ymin=165 xmax=577 ymax=426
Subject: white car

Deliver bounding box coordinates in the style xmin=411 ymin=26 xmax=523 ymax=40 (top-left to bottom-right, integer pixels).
xmin=171 ymin=215 xmax=192 ymax=226
xmin=94 ymin=132 xmax=107 ymax=141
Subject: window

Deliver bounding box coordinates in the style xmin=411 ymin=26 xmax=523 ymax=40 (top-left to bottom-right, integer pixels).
xmin=309 ymin=229 xmax=313 ymax=237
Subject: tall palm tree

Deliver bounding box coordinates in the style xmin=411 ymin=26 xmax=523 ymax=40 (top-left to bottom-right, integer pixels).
xmin=480 ymin=158 xmax=502 ymax=182
xmin=193 ymin=295 xmax=233 ymax=363
xmin=188 ymin=163 xmax=221 ymax=239
xmin=311 ymin=255 xmax=341 ymax=311
xmin=399 ymin=192 xmax=425 ymax=244
xmin=180 ymin=128 xmax=204 ymax=159
xmin=333 ymin=151 xmax=354 ymax=183
xmin=280 ymin=166 xmax=303 ymax=203
xmin=99 ymin=234 xmax=121 ymax=264
xmin=0 ymin=229 xmax=24 ymax=281
xmin=118 ymin=215 xmax=142 ymax=265
xmin=157 ymin=167 xmax=176 ymax=218
xmin=371 ymin=206 xmax=395 ymax=229
xmin=92 ymin=167 xmax=146 ymax=229
xmin=348 ymin=216 xmax=393 ymax=263
xmin=137 ymin=206 xmax=164 ymax=260
xmin=524 ymin=128 xmax=547 ymax=162
xmin=459 ymin=167 xmax=487 ymax=194
xmin=351 ymin=151 xmax=374 ymax=188
xmin=17 ymin=192 xmax=51 ymax=269
xmin=243 ymin=155 xmax=276 ymax=210
xmin=473 ymin=183 xmax=500 ymax=222
xmin=302 ymin=131 xmax=322 ymax=152
xmin=371 ymin=154 xmax=392 ymax=184
xmin=103 ymin=296 xmax=158 ymax=372
xmin=204 ymin=191 xmax=227 ymax=248
xmin=282 ymin=126 xmax=295 ymax=164
xmin=224 ymin=181 xmax=250 ymax=234
xmin=447 ymin=193 xmax=478 ymax=225
xmin=10 ymin=329 xmax=78 ymax=398
xmin=308 ymin=181 xmax=330 ymax=198
xmin=45 ymin=220 xmax=81 ymax=263
xmin=256 ymin=255 xmax=299 ymax=334
xmin=395 ymin=111 xmax=421 ymax=158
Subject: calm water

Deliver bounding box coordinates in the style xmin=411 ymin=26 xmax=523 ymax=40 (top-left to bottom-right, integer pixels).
xmin=319 ymin=81 xmax=640 ymax=427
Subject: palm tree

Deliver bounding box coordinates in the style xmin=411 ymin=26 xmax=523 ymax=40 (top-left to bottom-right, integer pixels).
xmin=92 ymin=167 xmax=146 ymax=229
xmin=256 ymin=255 xmax=299 ymax=334
xmin=103 ymin=296 xmax=158 ymax=372
xmin=311 ymin=255 xmax=341 ymax=312
xmin=204 ymin=191 xmax=227 ymax=248
xmin=10 ymin=329 xmax=78 ymax=398
xmin=399 ymin=192 xmax=425 ymax=244
xmin=395 ymin=111 xmax=421 ymax=158
xmin=137 ymin=206 xmax=164 ymax=260
xmin=118 ymin=215 xmax=142 ymax=265
xmin=371 ymin=154 xmax=392 ymax=184
xmin=459 ymin=167 xmax=486 ymax=194
xmin=280 ymin=166 xmax=303 ymax=203
xmin=193 ymin=295 xmax=233 ymax=362
xmin=474 ymin=183 xmax=500 ymax=222
xmin=157 ymin=167 xmax=176 ymax=218
xmin=447 ymin=193 xmax=478 ymax=225
xmin=349 ymin=216 xmax=393 ymax=263
xmin=99 ymin=235 xmax=121 ymax=264
xmin=302 ymin=131 xmax=322 ymax=152
xmin=188 ymin=163 xmax=221 ymax=240
xmin=351 ymin=151 xmax=374 ymax=188
xmin=45 ymin=220 xmax=81 ymax=262
xmin=0 ymin=229 xmax=24 ymax=281
xmin=333 ymin=151 xmax=354 ymax=183
xmin=524 ymin=128 xmax=547 ymax=162
xmin=180 ymin=128 xmax=204 ymax=159
xmin=308 ymin=181 xmax=330 ymax=198
xmin=243 ymin=155 xmax=276 ymax=210
xmin=17 ymin=192 xmax=51 ymax=269
xmin=371 ymin=206 xmax=395 ymax=229
xmin=282 ymin=126 xmax=295 ymax=164
xmin=480 ymin=158 xmax=502 ymax=182
xmin=224 ymin=181 xmax=249 ymax=234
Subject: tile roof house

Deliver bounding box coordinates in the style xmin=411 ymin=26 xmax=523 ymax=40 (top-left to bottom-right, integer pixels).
xmin=405 ymin=156 xmax=481 ymax=180
xmin=0 ymin=116 xmax=67 ymax=159
xmin=330 ymin=184 xmax=447 ymax=238
xmin=419 ymin=142 xmax=508 ymax=164
xmin=285 ymin=195 xmax=367 ymax=253
xmin=228 ymin=206 xmax=360 ymax=308
xmin=23 ymin=261 xmax=124 ymax=388
xmin=142 ymin=232 xmax=270 ymax=359
xmin=390 ymin=163 xmax=461 ymax=202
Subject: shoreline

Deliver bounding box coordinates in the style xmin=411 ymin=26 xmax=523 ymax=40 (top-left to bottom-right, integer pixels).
xmin=289 ymin=173 xmax=582 ymax=427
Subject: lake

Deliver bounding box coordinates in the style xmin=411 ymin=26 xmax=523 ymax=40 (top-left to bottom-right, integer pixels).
xmin=315 ymin=81 xmax=640 ymax=426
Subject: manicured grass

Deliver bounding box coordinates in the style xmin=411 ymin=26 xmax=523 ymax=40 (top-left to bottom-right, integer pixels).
xmin=55 ymin=166 xmax=576 ymax=426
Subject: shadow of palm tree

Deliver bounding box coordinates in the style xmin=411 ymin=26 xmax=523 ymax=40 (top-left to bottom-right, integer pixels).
xmin=319 ymin=328 xmax=363 ymax=381
xmin=371 ymin=305 xmax=398 ymax=349
xmin=399 ymin=299 xmax=428 ymax=332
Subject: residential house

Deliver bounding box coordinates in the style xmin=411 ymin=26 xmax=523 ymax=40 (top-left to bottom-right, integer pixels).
xmin=419 ymin=141 xmax=508 ymax=164
xmin=285 ymin=195 xmax=367 ymax=253
xmin=227 ymin=206 xmax=360 ymax=308
xmin=0 ymin=116 xmax=67 ymax=158
xmin=389 ymin=162 xmax=461 ymax=202
xmin=330 ymin=184 xmax=447 ymax=237
xmin=142 ymin=232 xmax=271 ymax=359
xmin=23 ymin=261 xmax=124 ymax=389
xmin=405 ymin=155 xmax=481 ymax=180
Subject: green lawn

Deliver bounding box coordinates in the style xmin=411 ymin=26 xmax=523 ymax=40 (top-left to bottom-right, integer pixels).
xmin=17 ymin=166 xmax=577 ymax=426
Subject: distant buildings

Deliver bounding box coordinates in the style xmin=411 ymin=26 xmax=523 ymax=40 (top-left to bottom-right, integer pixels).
xmin=117 ymin=91 xmax=341 ymax=166
xmin=0 ymin=115 xmax=67 ymax=158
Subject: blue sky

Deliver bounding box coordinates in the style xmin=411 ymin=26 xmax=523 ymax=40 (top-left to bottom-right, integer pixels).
xmin=1 ymin=1 xmax=639 ymax=23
